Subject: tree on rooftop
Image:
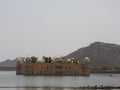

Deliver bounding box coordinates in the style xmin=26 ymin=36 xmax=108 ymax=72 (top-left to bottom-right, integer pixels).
xmin=42 ymin=56 xmax=48 ymax=63
xmin=31 ymin=56 xmax=38 ymax=63
xmin=48 ymin=57 xmax=52 ymax=63
xmin=42 ymin=56 xmax=52 ymax=63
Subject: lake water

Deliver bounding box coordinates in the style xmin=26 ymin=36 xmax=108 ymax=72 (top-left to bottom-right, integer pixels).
xmin=0 ymin=71 xmax=120 ymax=90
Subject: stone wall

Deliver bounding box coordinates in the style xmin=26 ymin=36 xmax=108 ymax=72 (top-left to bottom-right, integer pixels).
xmin=16 ymin=63 xmax=90 ymax=76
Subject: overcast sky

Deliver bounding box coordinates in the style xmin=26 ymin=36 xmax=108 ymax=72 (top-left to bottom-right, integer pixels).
xmin=0 ymin=0 xmax=120 ymax=61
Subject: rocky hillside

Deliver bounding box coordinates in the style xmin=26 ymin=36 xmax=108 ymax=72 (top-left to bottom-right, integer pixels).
xmin=0 ymin=57 xmax=24 ymax=67
xmin=64 ymin=42 xmax=120 ymax=68
xmin=0 ymin=59 xmax=16 ymax=67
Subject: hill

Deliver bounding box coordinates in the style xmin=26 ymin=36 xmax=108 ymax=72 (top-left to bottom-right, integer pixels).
xmin=64 ymin=42 xmax=120 ymax=68
xmin=0 ymin=57 xmax=24 ymax=67
xmin=0 ymin=59 xmax=16 ymax=67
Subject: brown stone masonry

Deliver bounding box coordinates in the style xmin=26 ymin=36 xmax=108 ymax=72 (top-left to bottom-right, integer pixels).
xmin=16 ymin=57 xmax=90 ymax=76
xmin=16 ymin=62 xmax=90 ymax=76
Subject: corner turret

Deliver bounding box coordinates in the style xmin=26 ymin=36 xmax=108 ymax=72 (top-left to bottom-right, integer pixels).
xmin=17 ymin=58 xmax=22 ymax=64
xmin=16 ymin=58 xmax=22 ymax=74
xmin=83 ymin=57 xmax=90 ymax=64
xmin=82 ymin=57 xmax=90 ymax=76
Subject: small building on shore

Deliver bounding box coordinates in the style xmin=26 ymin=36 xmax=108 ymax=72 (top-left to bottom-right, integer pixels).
xmin=16 ymin=56 xmax=90 ymax=76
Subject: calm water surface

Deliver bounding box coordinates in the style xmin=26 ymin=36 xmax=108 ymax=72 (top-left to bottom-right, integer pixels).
xmin=0 ymin=71 xmax=120 ymax=90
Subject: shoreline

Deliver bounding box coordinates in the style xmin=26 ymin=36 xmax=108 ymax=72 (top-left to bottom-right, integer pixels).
xmin=0 ymin=86 xmax=120 ymax=89
xmin=1 ymin=70 xmax=120 ymax=74
xmin=0 ymin=68 xmax=120 ymax=74
xmin=91 ymin=70 xmax=120 ymax=74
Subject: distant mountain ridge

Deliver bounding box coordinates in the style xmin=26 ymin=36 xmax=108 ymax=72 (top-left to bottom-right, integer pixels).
xmin=0 ymin=42 xmax=120 ymax=68
xmin=0 ymin=57 xmax=24 ymax=67
xmin=0 ymin=59 xmax=16 ymax=67
xmin=64 ymin=42 xmax=120 ymax=68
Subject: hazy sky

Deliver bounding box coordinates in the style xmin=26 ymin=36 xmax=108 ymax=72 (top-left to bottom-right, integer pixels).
xmin=0 ymin=0 xmax=120 ymax=61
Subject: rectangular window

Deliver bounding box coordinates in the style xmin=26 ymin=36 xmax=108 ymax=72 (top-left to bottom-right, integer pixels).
xmin=55 ymin=66 xmax=63 ymax=69
xmin=40 ymin=71 xmax=42 ymax=74
xmin=69 ymin=67 xmax=71 ymax=69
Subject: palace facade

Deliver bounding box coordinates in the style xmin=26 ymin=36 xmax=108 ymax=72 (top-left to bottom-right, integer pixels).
xmin=16 ymin=56 xmax=90 ymax=76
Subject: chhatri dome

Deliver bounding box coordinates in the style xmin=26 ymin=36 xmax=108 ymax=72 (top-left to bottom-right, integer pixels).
xmin=83 ymin=57 xmax=90 ymax=62
xmin=25 ymin=56 xmax=32 ymax=61
xmin=53 ymin=56 xmax=64 ymax=62
xmin=17 ymin=58 xmax=22 ymax=63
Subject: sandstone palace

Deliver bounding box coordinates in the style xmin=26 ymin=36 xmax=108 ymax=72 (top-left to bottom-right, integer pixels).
xmin=16 ymin=56 xmax=90 ymax=76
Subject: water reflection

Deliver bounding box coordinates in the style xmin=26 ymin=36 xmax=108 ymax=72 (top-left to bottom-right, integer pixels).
xmin=14 ymin=88 xmax=113 ymax=90
xmin=16 ymin=88 xmax=37 ymax=90
xmin=0 ymin=71 xmax=120 ymax=90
